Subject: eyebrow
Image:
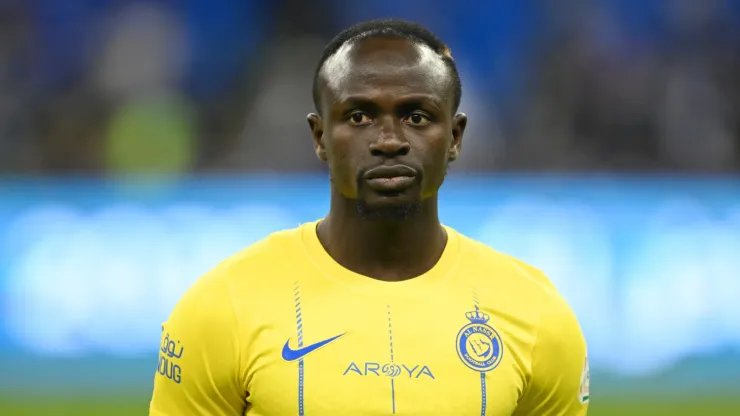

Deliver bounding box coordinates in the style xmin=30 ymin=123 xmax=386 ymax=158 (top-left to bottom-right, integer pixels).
xmin=336 ymin=94 xmax=444 ymax=108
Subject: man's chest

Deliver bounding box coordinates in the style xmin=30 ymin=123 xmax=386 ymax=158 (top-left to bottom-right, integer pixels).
xmin=242 ymin=289 xmax=530 ymax=415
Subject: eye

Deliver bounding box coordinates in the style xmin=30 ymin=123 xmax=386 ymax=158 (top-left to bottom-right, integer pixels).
xmin=404 ymin=112 xmax=431 ymax=126
xmin=348 ymin=112 xmax=372 ymax=125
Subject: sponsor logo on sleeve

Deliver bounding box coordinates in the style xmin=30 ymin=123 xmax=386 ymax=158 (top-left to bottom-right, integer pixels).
xmin=579 ymin=356 xmax=590 ymax=404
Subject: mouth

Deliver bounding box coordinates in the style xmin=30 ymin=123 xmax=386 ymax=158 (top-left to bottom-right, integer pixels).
xmin=363 ymin=165 xmax=418 ymax=193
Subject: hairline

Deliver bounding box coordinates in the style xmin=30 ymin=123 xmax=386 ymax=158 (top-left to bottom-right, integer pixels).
xmin=314 ymin=35 xmax=458 ymax=115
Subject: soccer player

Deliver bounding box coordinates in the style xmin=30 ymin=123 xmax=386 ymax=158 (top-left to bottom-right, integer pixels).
xmin=150 ymin=19 xmax=589 ymax=415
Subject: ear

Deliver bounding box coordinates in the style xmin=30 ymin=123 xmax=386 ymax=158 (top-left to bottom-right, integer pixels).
xmin=307 ymin=113 xmax=326 ymax=162
xmin=448 ymin=113 xmax=467 ymax=162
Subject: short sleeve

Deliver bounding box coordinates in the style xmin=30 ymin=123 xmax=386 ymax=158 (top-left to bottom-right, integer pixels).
xmin=149 ymin=270 xmax=246 ymax=415
xmin=512 ymin=289 xmax=590 ymax=416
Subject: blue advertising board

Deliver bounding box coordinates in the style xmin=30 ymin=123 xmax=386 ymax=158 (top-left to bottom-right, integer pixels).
xmin=1 ymin=175 xmax=739 ymax=385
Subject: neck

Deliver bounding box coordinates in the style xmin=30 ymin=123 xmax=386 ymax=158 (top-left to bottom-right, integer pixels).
xmin=317 ymin=189 xmax=447 ymax=282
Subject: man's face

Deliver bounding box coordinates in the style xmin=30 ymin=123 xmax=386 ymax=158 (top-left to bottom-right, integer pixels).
xmin=308 ymin=37 xmax=466 ymax=219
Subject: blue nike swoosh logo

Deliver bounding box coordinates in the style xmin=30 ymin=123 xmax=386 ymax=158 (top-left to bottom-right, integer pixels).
xmin=281 ymin=333 xmax=345 ymax=362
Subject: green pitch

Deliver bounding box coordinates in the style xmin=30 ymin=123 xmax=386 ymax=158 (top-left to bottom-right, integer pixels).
xmin=1 ymin=396 xmax=738 ymax=416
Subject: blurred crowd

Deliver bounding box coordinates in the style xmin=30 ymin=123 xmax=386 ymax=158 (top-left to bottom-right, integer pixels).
xmin=1 ymin=0 xmax=739 ymax=175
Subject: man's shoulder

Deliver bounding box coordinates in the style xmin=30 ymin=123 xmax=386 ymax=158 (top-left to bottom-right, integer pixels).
xmin=216 ymin=221 xmax=309 ymax=270
xmin=226 ymin=223 xmax=308 ymax=265
xmin=453 ymin=228 xmax=559 ymax=295
xmin=167 ymin=224 xmax=311 ymax=331
xmin=455 ymin=230 xmax=580 ymax=329
xmin=193 ymin=222 xmax=311 ymax=289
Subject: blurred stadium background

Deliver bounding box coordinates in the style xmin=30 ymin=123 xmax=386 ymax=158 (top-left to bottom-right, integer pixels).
xmin=1 ymin=0 xmax=740 ymax=415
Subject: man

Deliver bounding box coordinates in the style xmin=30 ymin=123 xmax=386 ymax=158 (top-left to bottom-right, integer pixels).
xmin=150 ymin=19 xmax=589 ymax=415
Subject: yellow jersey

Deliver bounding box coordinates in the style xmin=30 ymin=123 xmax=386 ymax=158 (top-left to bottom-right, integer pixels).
xmin=150 ymin=221 xmax=589 ymax=415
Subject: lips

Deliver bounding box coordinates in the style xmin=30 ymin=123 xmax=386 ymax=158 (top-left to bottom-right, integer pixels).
xmin=363 ymin=165 xmax=418 ymax=193
xmin=364 ymin=165 xmax=417 ymax=180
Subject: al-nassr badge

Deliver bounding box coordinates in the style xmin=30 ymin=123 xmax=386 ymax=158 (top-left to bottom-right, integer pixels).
xmin=456 ymin=307 xmax=504 ymax=372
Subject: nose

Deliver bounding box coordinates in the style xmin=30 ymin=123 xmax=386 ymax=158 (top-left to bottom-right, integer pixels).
xmin=369 ymin=119 xmax=410 ymax=158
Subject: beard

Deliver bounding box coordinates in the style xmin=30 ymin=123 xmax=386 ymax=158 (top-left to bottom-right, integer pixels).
xmin=328 ymin=166 xmax=434 ymax=221
xmin=352 ymin=168 xmax=424 ymax=221
xmin=355 ymin=197 xmax=422 ymax=221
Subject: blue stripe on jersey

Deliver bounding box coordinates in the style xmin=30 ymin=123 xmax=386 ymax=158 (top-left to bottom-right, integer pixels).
xmin=387 ymin=305 xmax=396 ymax=414
xmin=294 ymin=282 xmax=304 ymax=416
xmin=480 ymin=372 xmax=487 ymax=416
xmin=473 ymin=290 xmax=487 ymax=416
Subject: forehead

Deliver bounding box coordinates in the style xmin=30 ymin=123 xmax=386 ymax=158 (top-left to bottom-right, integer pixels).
xmin=320 ymin=38 xmax=451 ymax=106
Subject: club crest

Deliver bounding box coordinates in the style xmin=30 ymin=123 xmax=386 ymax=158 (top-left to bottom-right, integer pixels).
xmin=456 ymin=308 xmax=503 ymax=372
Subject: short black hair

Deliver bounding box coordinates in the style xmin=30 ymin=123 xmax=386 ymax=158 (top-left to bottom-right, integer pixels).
xmin=312 ymin=19 xmax=462 ymax=114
